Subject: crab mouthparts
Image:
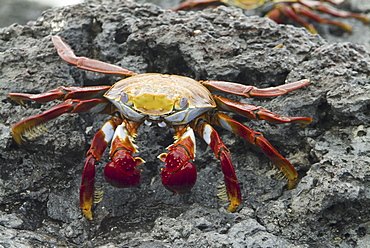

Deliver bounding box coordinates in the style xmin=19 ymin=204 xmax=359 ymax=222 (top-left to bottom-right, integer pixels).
xmin=144 ymin=119 xmax=167 ymax=127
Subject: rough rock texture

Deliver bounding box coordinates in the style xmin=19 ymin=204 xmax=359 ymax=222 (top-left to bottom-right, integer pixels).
xmin=0 ymin=0 xmax=52 ymax=28
xmin=0 ymin=0 xmax=369 ymax=247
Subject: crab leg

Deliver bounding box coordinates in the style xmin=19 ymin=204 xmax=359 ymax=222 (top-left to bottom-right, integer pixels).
xmin=266 ymin=3 xmax=320 ymax=34
xmin=80 ymin=116 xmax=121 ymax=220
xmin=172 ymin=0 xmax=269 ymax=10
xmin=81 ymin=118 xmax=144 ymax=220
xmin=211 ymin=112 xmax=298 ymax=189
xmin=267 ymin=1 xmax=369 ymax=34
xmin=52 ymin=36 xmax=137 ymax=77
xmin=171 ymin=0 xmax=220 ymax=10
xmin=159 ymin=125 xmax=197 ymax=194
xmin=268 ymin=2 xmax=352 ymax=34
xmin=193 ymin=121 xmax=241 ymax=212
xmin=11 ymin=98 xmax=112 ymax=145
xmin=9 ymin=86 xmax=111 ymax=104
xmin=291 ymin=3 xmax=352 ymax=33
xmin=214 ymin=96 xmax=312 ymax=126
xmin=300 ymin=0 xmax=369 ymax=23
xmin=202 ymin=79 xmax=310 ymax=98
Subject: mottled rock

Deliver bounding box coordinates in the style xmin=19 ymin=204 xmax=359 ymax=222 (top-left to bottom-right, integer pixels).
xmin=0 ymin=0 xmax=369 ymax=247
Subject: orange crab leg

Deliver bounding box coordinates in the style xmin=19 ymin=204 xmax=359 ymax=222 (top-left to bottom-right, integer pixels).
xmin=193 ymin=121 xmax=241 ymax=212
xmin=211 ymin=112 xmax=298 ymax=189
xmin=214 ymin=95 xmax=312 ymax=126
xmin=202 ymin=79 xmax=310 ymax=98
xmin=11 ymin=98 xmax=112 ymax=145
xmin=52 ymin=36 xmax=137 ymax=77
xmin=80 ymin=116 xmax=122 ymax=220
xmin=159 ymin=126 xmax=197 ymax=194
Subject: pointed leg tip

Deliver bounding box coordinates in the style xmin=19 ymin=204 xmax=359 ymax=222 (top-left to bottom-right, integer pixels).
xmin=227 ymin=204 xmax=239 ymax=213
xmin=12 ymin=133 xmax=23 ymax=146
xmin=287 ymin=179 xmax=297 ymax=190
xmin=82 ymin=209 xmax=93 ymax=220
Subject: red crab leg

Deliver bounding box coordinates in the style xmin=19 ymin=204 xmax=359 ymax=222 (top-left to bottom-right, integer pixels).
xmin=223 ymin=0 xmax=271 ymax=9
xmin=300 ymin=0 xmax=369 ymax=23
xmin=214 ymin=95 xmax=312 ymax=126
xmin=324 ymin=0 xmax=344 ymax=4
xmin=172 ymin=0 xmax=270 ymax=10
xmin=11 ymin=98 xmax=112 ymax=145
xmin=80 ymin=116 xmax=122 ymax=220
xmin=52 ymin=36 xmax=138 ymax=77
xmin=158 ymin=125 xmax=197 ymax=194
xmin=290 ymin=3 xmax=352 ymax=33
xmin=266 ymin=3 xmax=319 ymax=34
xmin=268 ymin=1 xmax=369 ymax=34
xmin=9 ymin=85 xmax=111 ymax=104
xmin=211 ymin=112 xmax=298 ymax=189
xmin=193 ymin=120 xmax=241 ymax=212
xmin=201 ymin=79 xmax=310 ymax=98
xmin=171 ymin=0 xmax=220 ymax=10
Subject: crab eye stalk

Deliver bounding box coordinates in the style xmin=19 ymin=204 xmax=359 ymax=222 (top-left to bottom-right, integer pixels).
xmin=175 ymin=96 xmax=188 ymax=110
xmin=180 ymin=97 xmax=188 ymax=108
xmin=121 ymin=92 xmax=129 ymax=103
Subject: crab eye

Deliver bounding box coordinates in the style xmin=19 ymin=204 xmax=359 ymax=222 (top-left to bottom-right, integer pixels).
xmin=179 ymin=97 xmax=188 ymax=108
xmin=121 ymin=92 xmax=129 ymax=103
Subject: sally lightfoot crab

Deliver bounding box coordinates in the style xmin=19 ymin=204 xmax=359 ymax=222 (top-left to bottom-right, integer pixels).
xmin=9 ymin=36 xmax=312 ymax=220
xmin=173 ymin=0 xmax=369 ymax=34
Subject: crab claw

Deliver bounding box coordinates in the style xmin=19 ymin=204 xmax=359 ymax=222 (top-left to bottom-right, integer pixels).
xmin=104 ymin=149 xmax=144 ymax=187
xmin=159 ymin=126 xmax=197 ymax=194
xmin=104 ymin=122 xmax=144 ymax=187
xmin=159 ymin=147 xmax=197 ymax=194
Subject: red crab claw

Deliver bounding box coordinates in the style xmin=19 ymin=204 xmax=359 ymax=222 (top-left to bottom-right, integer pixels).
xmin=104 ymin=122 xmax=144 ymax=188
xmin=159 ymin=126 xmax=197 ymax=194
xmin=105 ymin=149 xmax=144 ymax=188
xmin=80 ymin=119 xmax=143 ymax=220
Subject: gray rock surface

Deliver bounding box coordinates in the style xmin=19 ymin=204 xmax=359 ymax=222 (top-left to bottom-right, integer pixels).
xmin=0 ymin=0 xmax=52 ymax=27
xmin=0 ymin=0 xmax=369 ymax=247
